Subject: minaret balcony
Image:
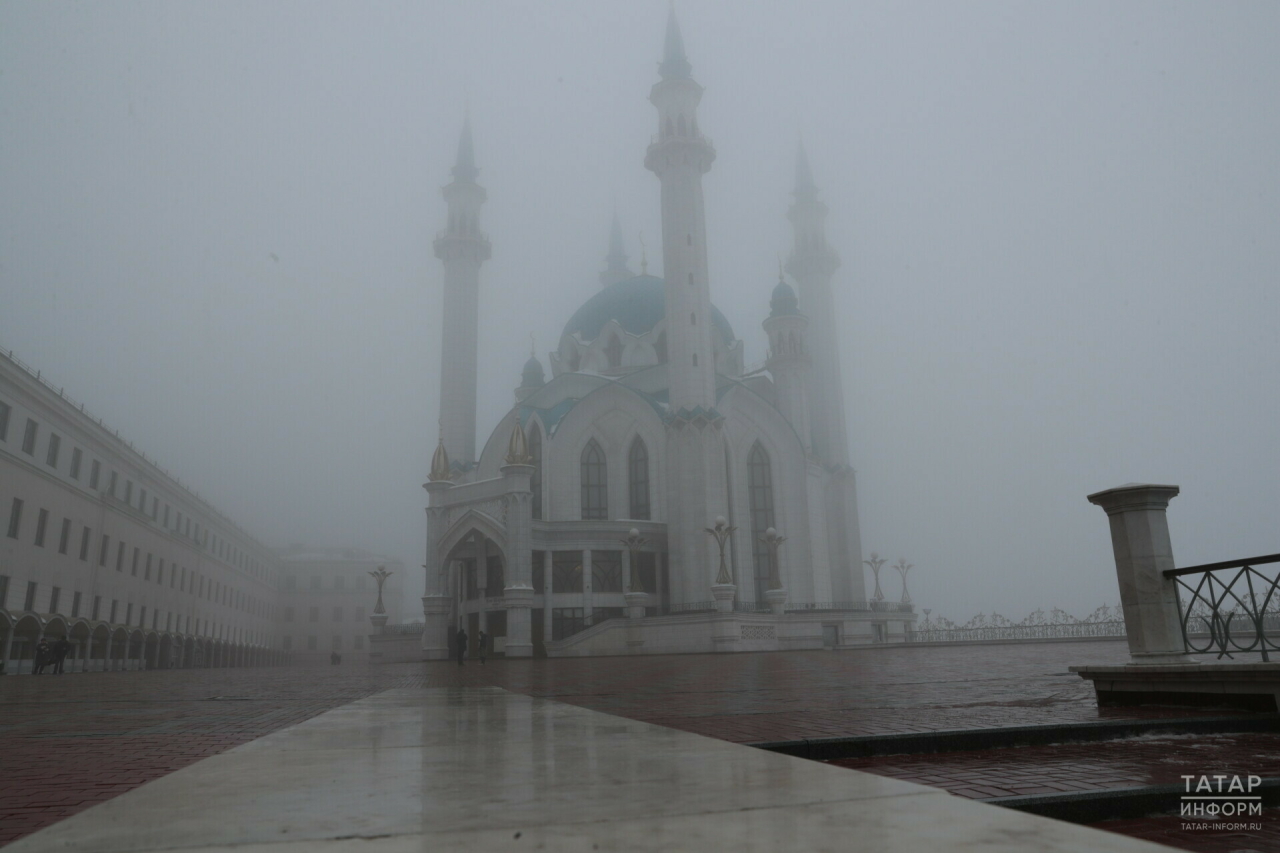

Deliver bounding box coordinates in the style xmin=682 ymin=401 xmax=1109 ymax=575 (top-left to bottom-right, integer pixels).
xmin=645 ymin=134 xmax=716 ymax=174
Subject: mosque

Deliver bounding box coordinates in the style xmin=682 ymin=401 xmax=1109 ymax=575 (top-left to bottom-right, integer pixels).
xmin=419 ymin=10 xmax=915 ymax=658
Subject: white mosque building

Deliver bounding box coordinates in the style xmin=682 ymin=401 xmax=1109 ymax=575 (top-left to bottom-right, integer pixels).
xmin=420 ymin=11 xmax=914 ymax=658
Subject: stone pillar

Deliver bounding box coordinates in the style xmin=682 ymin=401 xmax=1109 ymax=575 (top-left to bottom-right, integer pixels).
xmin=582 ymin=549 xmax=594 ymax=621
xmin=501 ymin=462 xmax=535 ymax=658
xmin=542 ymin=550 xmax=554 ymax=640
xmin=422 ymin=482 xmax=454 ymax=661
xmin=1087 ymin=483 xmax=1196 ymax=665
xmin=1 ymin=623 xmax=13 ymax=675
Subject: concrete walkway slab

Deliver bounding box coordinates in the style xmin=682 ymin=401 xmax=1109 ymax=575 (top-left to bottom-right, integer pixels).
xmin=7 ymin=686 xmax=1176 ymax=852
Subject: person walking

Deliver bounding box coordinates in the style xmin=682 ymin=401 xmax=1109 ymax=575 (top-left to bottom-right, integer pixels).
xmin=51 ymin=637 xmax=70 ymax=675
xmin=477 ymin=630 xmax=488 ymax=665
xmin=32 ymin=639 xmax=50 ymax=675
xmin=455 ymin=627 xmax=468 ymax=667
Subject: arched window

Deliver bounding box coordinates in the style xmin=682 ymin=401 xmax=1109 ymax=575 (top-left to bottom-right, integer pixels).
xmin=580 ymin=440 xmax=607 ymax=520
xmin=747 ymin=442 xmax=777 ymax=601
xmin=655 ymin=332 xmax=667 ymax=364
xmin=529 ymin=424 xmax=543 ymax=520
xmin=605 ymin=335 xmax=623 ymax=369
xmin=628 ymin=437 xmax=650 ymax=520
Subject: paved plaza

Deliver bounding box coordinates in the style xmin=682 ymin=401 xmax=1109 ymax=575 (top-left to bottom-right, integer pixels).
xmin=1 ymin=640 xmax=1275 ymax=850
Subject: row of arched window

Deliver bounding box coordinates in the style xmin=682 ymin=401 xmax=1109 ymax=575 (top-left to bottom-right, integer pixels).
xmin=529 ymin=429 xmax=778 ymax=596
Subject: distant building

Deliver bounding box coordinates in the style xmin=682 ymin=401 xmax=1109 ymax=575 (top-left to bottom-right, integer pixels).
xmin=0 ymin=349 xmax=408 ymax=672
xmin=420 ymin=11 xmax=914 ymax=659
xmin=277 ymin=546 xmax=404 ymax=661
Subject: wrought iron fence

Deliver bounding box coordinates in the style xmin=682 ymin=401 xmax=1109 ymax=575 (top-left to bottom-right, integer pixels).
xmin=1166 ymin=554 xmax=1280 ymax=661
xmin=910 ymin=605 xmax=1125 ymax=643
xmin=379 ymin=623 xmax=425 ymax=636
xmin=789 ymin=601 xmax=914 ymax=614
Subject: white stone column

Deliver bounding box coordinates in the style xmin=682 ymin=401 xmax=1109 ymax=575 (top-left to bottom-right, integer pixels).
xmin=543 ymin=550 xmax=554 ymax=641
xmin=582 ymin=549 xmax=593 ymax=620
xmin=421 ymin=482 xmax=454 ymax=661
xmin=1087 ymin=483 xmax=1196 ymax=665
xmin=502 ymin=462 xmax=535 ymax=658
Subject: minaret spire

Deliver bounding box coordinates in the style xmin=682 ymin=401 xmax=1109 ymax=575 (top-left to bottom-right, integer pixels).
xmin=794 ymin=140 xmax=817 ymax=198
xmin=660 ymin=5 xmax=692 ymax=80
xmin=600 ymin=210 xmax=634 ymax=286
xmin=433 ymin=116 xmax=491 ymax=465
xmin=453 ymin=114 xmax=478 ymax=182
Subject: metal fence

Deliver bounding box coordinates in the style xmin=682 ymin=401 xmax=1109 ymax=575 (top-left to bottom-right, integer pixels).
xmin=1167 ymin=554 xmax=1280 ymax=661
xmin=910 ymin=605 xmax=1126 ymax=643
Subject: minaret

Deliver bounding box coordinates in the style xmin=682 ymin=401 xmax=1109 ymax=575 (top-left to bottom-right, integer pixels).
xmin=763 ymin=270 xmax=812 ymax=454
xmin=785 ymin=143 xmax=847 ymax=466
xmin=433 ymin=117 xmax=491 ymax=465
xmin=645 ymin=5 xmax=717 ymax=413
xmin=600 ymin=212 xmax=634 ymax=286
xmin=785 ymin=143 xmax=866 ymax=605
xmin=645 ymin=9 xmax=729 ymax=605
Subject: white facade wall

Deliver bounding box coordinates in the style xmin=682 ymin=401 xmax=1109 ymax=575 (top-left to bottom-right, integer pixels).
xmin=1 ymin=354 xmax=281 ymax=658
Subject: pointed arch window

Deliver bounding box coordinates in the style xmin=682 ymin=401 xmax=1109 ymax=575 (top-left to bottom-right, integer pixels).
xmin=529 ymin=423 xmax=543 ymax=520
xmin=747 ymin=442 xmax=777 ymax=601
xmin=581 ymin=440 xmax=608 ymax=520
xmin=628 ymin=437 xmax=650 ymax=520
xmin=605 ymin=335 xmax=623 ymax=369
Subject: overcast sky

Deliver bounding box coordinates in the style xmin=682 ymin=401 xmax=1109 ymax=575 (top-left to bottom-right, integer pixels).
xmin=2 ymin=1 xmax=1276 ymax=623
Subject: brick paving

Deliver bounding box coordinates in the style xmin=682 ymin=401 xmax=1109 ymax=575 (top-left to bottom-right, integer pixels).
xmin=830 ymin=732 xmax=1280 ymax=799
xmin=1 ymin=639 xmax=1273 ymax=850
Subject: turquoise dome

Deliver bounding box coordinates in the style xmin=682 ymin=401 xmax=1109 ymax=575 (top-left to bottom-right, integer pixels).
xmin=562 ymin=275 xmax=735 ymax=344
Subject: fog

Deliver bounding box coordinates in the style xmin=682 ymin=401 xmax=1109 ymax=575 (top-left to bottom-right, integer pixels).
xmin=2 ymin=1 xmax=1276 ymax=624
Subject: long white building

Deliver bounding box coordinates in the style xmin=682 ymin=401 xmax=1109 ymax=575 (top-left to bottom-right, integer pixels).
xmin=0 ymin=348 xmax=403 ymax=672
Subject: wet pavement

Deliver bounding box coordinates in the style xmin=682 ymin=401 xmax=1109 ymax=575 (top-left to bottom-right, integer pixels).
xmin=2 ymin=640 xmax=1275 ymax=850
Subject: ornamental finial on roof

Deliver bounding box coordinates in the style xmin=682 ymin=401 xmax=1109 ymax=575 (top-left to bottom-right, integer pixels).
xmin=505 ymin=411 xmax=532 ymax=465
xmin=429 ymin=432 xmax=453 ymax=482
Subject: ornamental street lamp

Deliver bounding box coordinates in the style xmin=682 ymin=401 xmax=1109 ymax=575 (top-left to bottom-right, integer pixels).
xmin=892 ymin=558 xmax=913 ymax=605
xmin=864 ymin=553 xmax=887 ymax=602
xmin=705 ymin=516 xmax=737 ymax=586
xmin=369 ymin=565 xmax=393 ymax=631
xmin=619 ymin=528 xmax=649 ymax=593
xmin=758 ymin=527 xmax=788 ymax=615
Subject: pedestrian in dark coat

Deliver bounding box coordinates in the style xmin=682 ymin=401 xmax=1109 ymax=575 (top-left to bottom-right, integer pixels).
xmin=51 ymin=638 xmax=70 ymax=675
xmin=456 ymin=628 xmax=467 ymax=666
xmin=32 ymin=639 xmax=50 ymax=675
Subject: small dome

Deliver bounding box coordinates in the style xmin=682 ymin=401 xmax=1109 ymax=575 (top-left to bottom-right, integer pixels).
xmin=770 ymin=280 xmax=799 ymax=316
xmin=521 ymin=354 xmax=545 ymax=388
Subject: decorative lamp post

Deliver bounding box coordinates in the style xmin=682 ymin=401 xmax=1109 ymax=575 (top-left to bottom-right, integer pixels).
xmin=705 ymin=516 xmax=738 ymax=612
xmin=892 ymin=558 xmax=912 ymax=605
xmin=759 ymin=527 xmax=788 ymax=615
xmin=369 ymin=565 xmax=393 ymax=632
xmin=864 ymin=552 xmax=887 ymax=604
xmin=620 ymin=528 xmax=650 ymax=619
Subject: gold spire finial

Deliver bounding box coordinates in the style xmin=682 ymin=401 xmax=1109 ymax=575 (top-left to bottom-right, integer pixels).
xmin=429 ymin=432 xmax=453 ymax=482
xmin=504 ymin=410 xmax=532 ymax=465
xmin=639 ymin=232 xmax=648 ymax=275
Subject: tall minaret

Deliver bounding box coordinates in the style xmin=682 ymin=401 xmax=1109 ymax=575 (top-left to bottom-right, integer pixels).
xmin=600 ymin=211 xmax=633 ymax=287
xmin=785 ymin=143 xmax=848 ymax=466
xmin=645 ymin=6 xmax=717 ymax=412
xmin=645 ymin=9 xmax=729 ymax=605
xmin=433 ymin=117 xmax=491 ymax=465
